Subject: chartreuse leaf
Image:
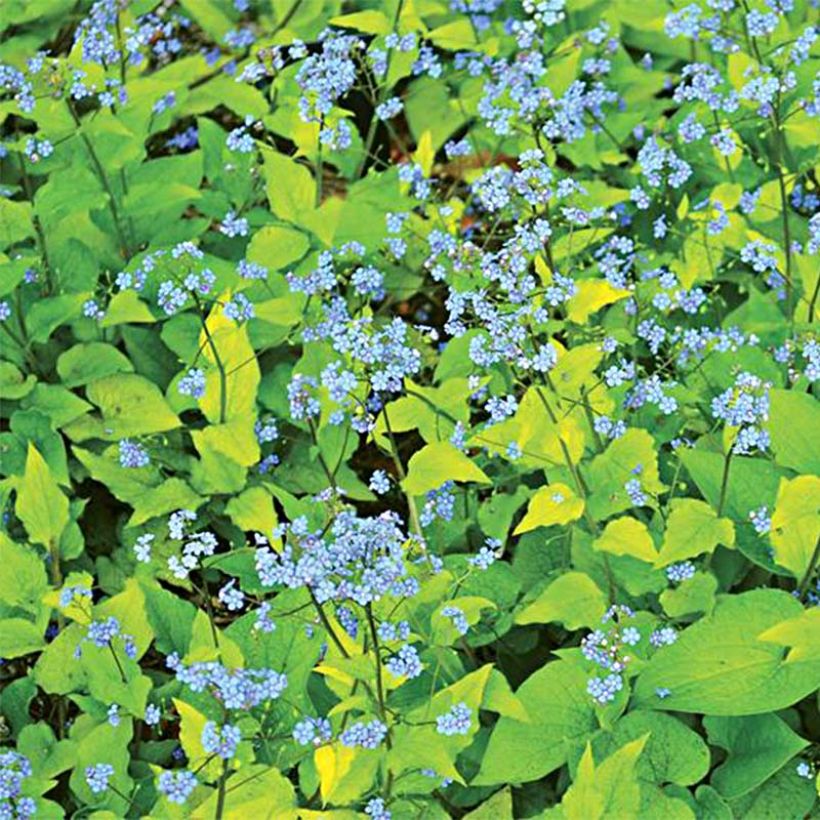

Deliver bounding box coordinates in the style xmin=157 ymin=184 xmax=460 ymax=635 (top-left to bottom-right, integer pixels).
xmin=769 ymin=475 xmax=820 ymax=579
xmin=55 ymin=342 xmax=133 ymax=387
xmin=0 ymin=533 xmax=48 ymax=615
xmin=15 ymin=444 xmax=69 ymax=548
xmin=191 ymin=414 xmax=261 ymax=467
xmin=471 ymin=386 xmax=585 ymax=469
xmin=225 ymin=485 xmax=278 ymax=534
xmin=329 ymin=10 xmax=391 ymax=34
xmin=199 ymin=301 xmax=261 ymax=423
xmin=561 ymin=736 xmax=648 ymax=820
xmin=704 ymin=713 xmax=808 ymax=799
xmin=431 ymin=596 xmax=496 ymax=645
xmin=463 ymin=788 xmax=514 ymax=819
xmin=594 ymin=516 xmax=657 ymax=562
xmin=246 ymin=224 xmax=310 ymax=271
xmin=261 ymin=149 xmax=316 ymax=225
xmin=196 ymin=764 xmax=298 ymax=818
xmin=514 ymin=483 xmax=584 ymax=534
xmin=174 ymin=698 xmax=222 ymax=781
xmin=0 ymin=619 xmax=45 ymax=658
xmin=402 ymin=441 xmax=490 ymax=495
xmin=515 ymin=571 xmax=607 ymax=629
xmin=566 ymin=279 xmax=630 ymax=323
xmin=587 ymin=429 xmax=666 ymax=520
xmin=474 ymin=660 xmax=598 ymax=785
xmin=373 ymin=378 xmax=473 ymax=449
xmin=757 ymin=608 xmax=820 ymax=663
xmin=634 ymin=589 xmax=820 ymax=714
xmin=313 ymin=744 xmax=378 ymax=807
xmin=65 ymin=373 xmax=180 ymax=440
xmin=654 ymin=499 xmax=735 ymax=567
xmin=99 ymin=289 xmax=155 ymax=326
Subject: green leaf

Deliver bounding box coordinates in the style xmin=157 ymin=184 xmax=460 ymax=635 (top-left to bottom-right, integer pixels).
xmin=99 ymin=289 xmax=155 ymax=327
xmin=680 ymin=449 xmax=782 ymax=521
xmin=728 ymin=762 xmax=817 ymax=819
xmin=15 ymin=444 xmax=69 ymax=547
xmin=562 ymin=736 xmax=648 ymax=820
xmin=654 ymin=499 xmax=735 ymax=567
xmin=0 ymin=362 xmax=36 ymax=399
xmin=328 ymin=10 xmax=391 ymax=34
xmin=261 ymin=150 xmax=316 ymax=226
xmin=246 ymin=225 xmax=311 ymax=271
xmin=0 ymin=197 xmax=33 ymax=247
xmin=588 ymin=710 xmax=710 ymax=787
xmin=634 ymin=589 xmax=820 ymax=714
xmin=402 ymin=442 xmax=490 ymax=495
xmin=768 ymin=389 xmax=820 ymax=473
xmin=660 ymin=572 xmax=718 ymax=618
xmin=769 ymin=475 xmax=820 ymax=580
xmin=56 ymin=342 xmax=134 ymax=388
xmin=594 ymin=516 xmax=657 ymax=562
xmin=704 ymin=713 xmax=808 ymax=799
xmin=515 ymin=571 xmax=606 ymax=629
xmin=474 ymin=660 xmax=598 ymax=785
xmin=0 ymin=618 xmax=45 ymax=658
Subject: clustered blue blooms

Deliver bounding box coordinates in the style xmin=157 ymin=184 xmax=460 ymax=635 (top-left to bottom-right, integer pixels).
xmin=167 ymin=655 xmax=288 ymax=709
xmin=0 ymin=752 xmax=36 ymax=818
xmin=75 ymin=616 xmax=137 ymax=661
xmin=711 ymin=372 xmax=771 ymax=454
xmin=436 ymin=702 xmax=472 ymax=736
xmin=255 ymin=510 xmax=419 ymax=606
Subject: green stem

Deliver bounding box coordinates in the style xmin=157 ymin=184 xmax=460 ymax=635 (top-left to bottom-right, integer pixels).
xmin=308 ymin=589 xmax=350 ymax=659
xmin=355 ymin=0 xmax=405 ymax=179
xmin=108 ymin=642 xmax=128 ymax=684
xmin=797 ymin=538 xmax=820 ymax=601
xmin=49 ymin=539 xmax=67 ymax=738
xmin=15 ymin=153 xmax=54 ymax=292
xmin=716 ymin=449 xmax=732 ymax=518
xmin=67 ymin=101 xmax=130 ymax=257
xmin=193 ymin=296 xmax=227 ymax=424
xmin=381 ymin=402 xmax=423 ymax=536
xmin=214 ymin=758 xmax=229 ymax=820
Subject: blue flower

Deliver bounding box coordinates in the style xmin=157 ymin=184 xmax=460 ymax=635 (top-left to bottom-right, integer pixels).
xmin=85 ymin=763 xmax=114 ymax=794
xmin=435 ymin=702 xmax=472 ymax=736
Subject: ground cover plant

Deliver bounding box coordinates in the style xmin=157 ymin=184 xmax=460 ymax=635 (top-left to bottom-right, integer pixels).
xmin=0 ymin=0 xmax=818 ymax=817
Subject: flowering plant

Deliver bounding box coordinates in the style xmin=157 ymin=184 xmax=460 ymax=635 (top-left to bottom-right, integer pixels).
xmin=0 ymin=0 xmax=818 ymax=817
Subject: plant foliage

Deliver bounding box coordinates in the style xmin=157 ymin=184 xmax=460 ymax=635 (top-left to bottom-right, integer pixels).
xmin=0 ymin=0 xmax=819 ymax=817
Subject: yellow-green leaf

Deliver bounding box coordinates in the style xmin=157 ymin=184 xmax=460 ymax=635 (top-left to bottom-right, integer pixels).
xmin=16 ymin=444 xmax=69 ymax=547
xmin=655 ymin=499 xmax=734 ymax=568
xmin=566 ymin=280 xmax=630 ymax=324
xmin=403 ymin=442 xmax=490 ymax=495
xmin=595 ymin=516 xmax=657 ymax=562
xmin=513 ymin=483 xmax=584 ymax=534
xmin=769 ymin=475 xmax=820 ymax=580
